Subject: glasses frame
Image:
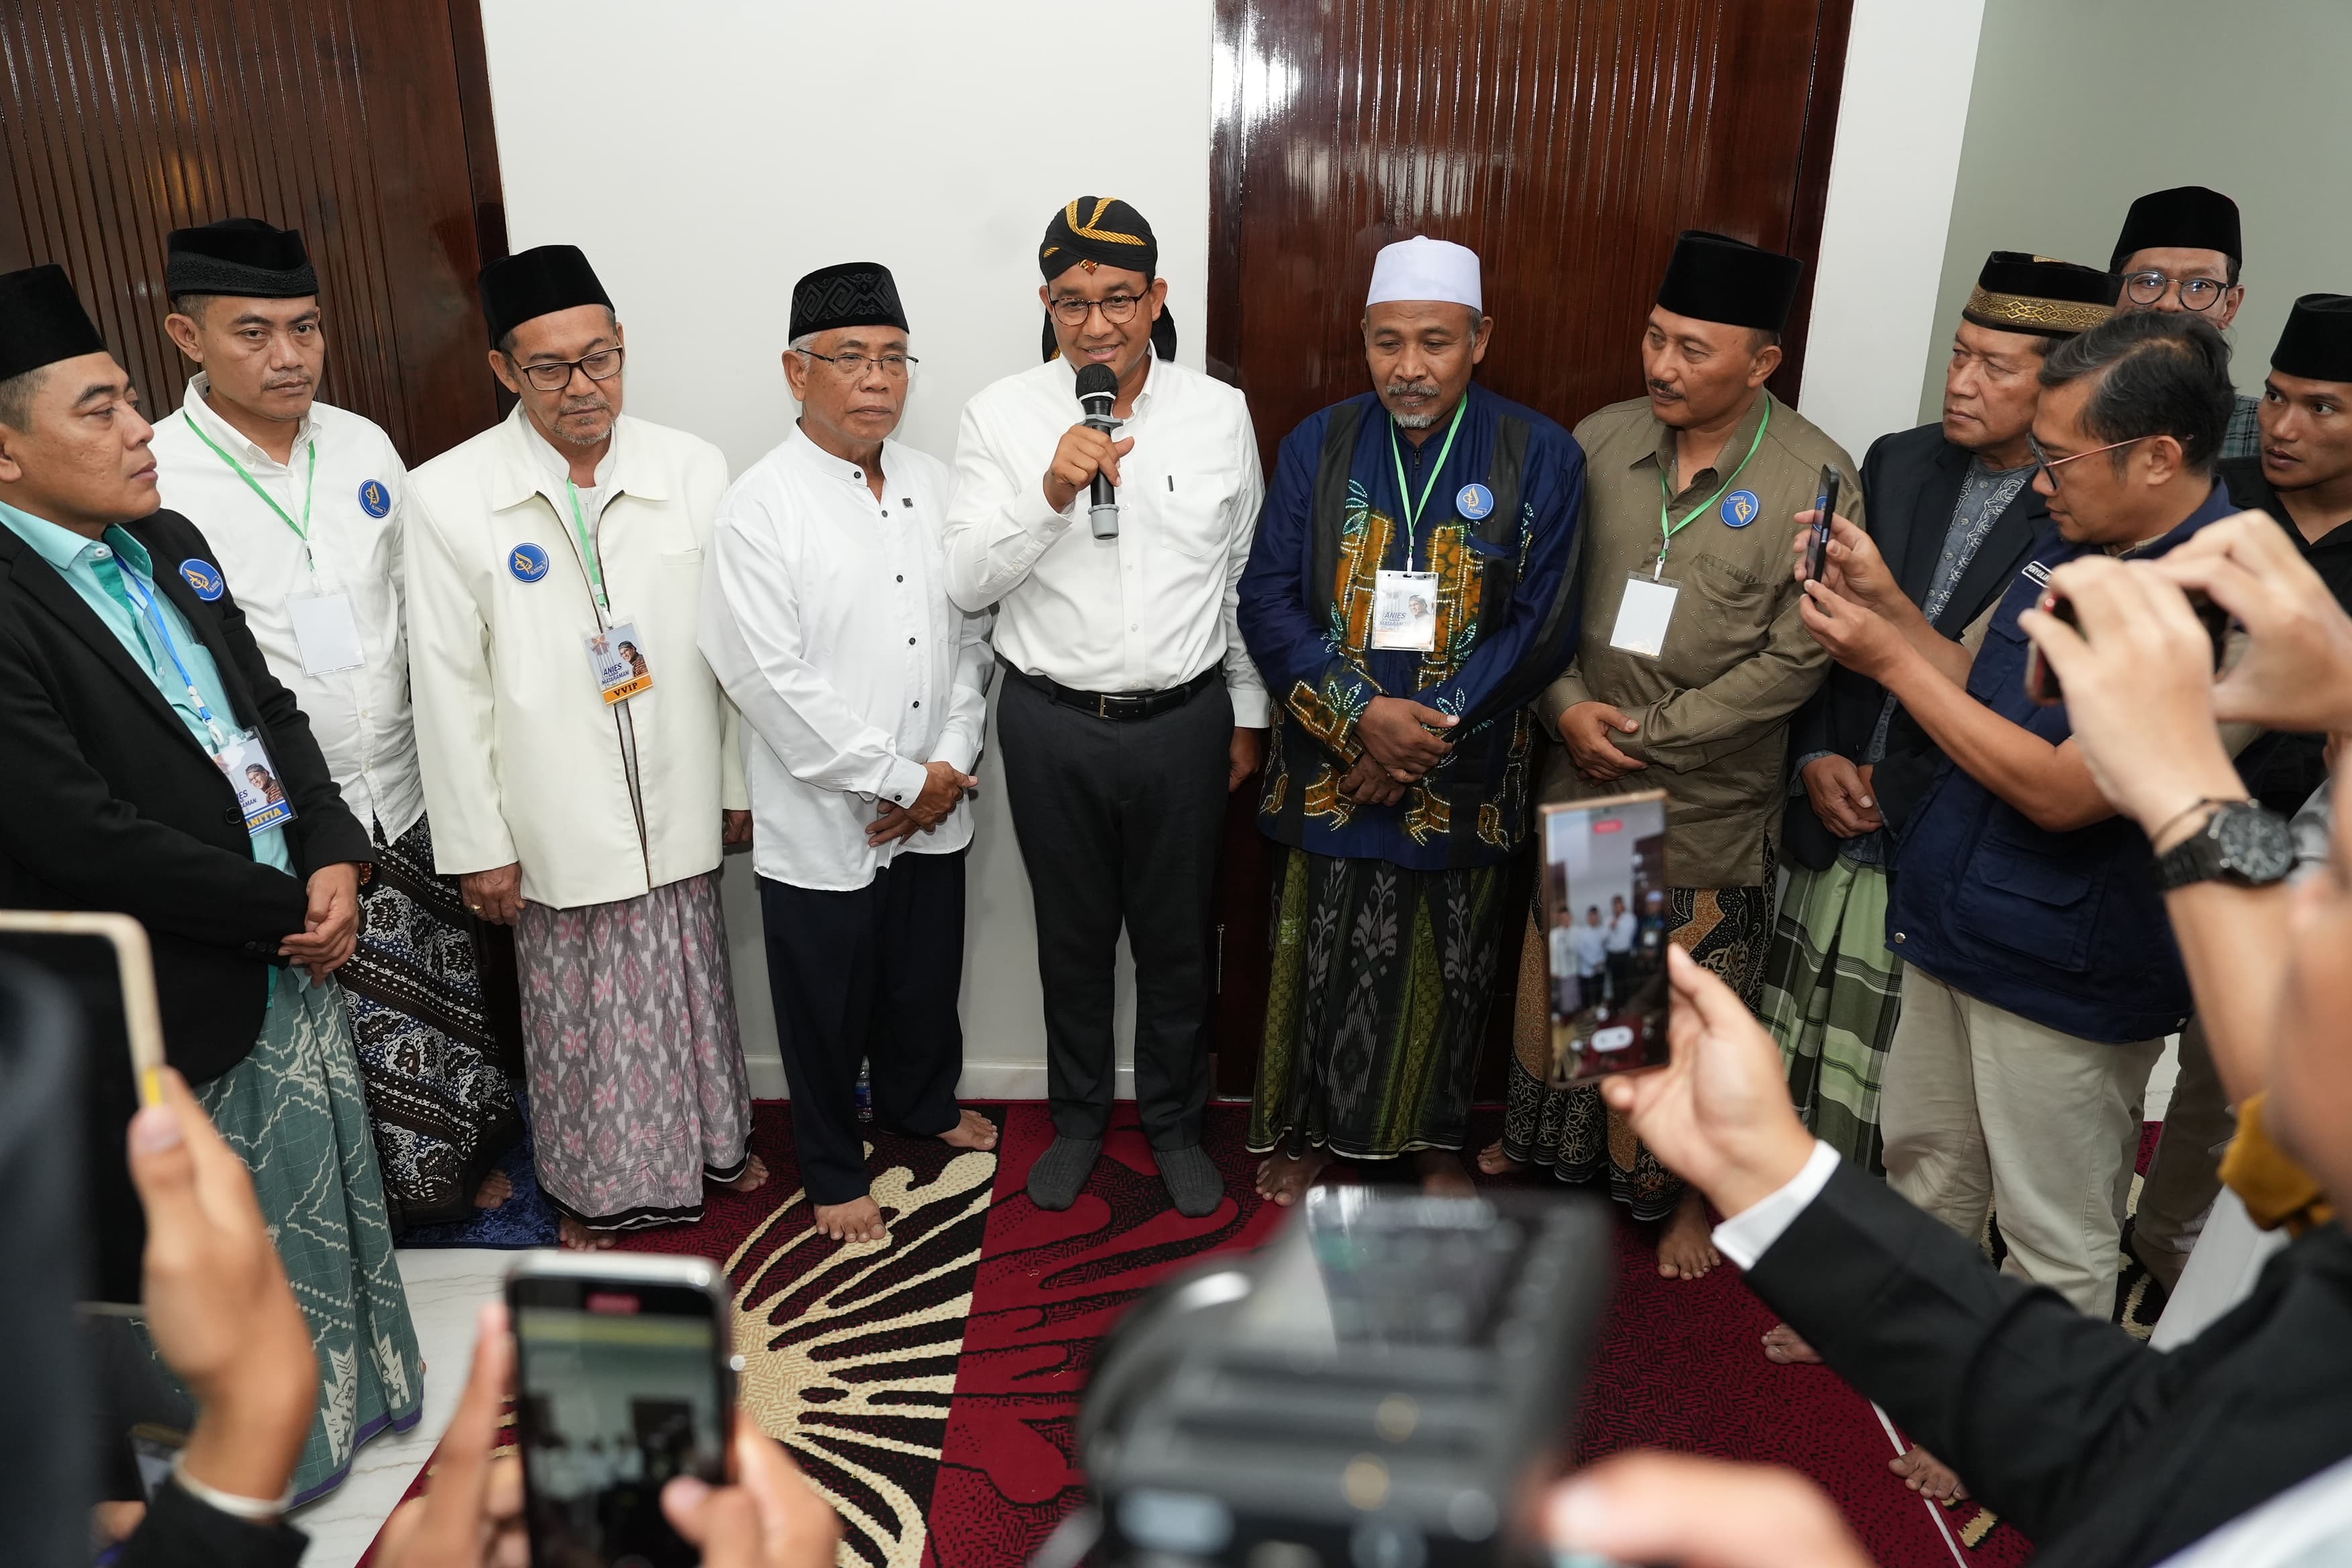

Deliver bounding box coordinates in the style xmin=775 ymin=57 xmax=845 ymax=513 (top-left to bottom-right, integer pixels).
xmin=1047 ymin=293 xmax=1146 ymax=328
xmin=793 ymin=348 xmax=920 ymax=379
xmin=2028 ymin=434 xmax=2145 ymax=487
xmin=2121 ymin=270 xmax=2231 ymax=312
xmin=511 ymin=344 xmax=626 ymax=393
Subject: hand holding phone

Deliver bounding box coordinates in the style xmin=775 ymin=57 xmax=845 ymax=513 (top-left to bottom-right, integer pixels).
xmin=1540 ymin=791 xmax=1672 ymax=1084
xmin=2025 ymin=585 xmax=2231 ymax=706
xmin=1802 ymin=464 xmax=1842 ymax=585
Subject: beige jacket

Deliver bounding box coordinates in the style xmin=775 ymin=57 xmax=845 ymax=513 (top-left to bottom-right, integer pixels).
xmin=406 ymin=405 xmax=746 ymax=910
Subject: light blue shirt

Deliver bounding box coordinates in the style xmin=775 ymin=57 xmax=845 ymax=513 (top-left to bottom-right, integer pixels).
xmin=0 ymin=497 xmax=293 ymax=875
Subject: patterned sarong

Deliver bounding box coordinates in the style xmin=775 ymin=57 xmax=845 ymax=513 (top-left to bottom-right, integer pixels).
xmin=1760 ymin=856 xmax=1902 ymax=1175
xmin=1500 ymin=882 xmax=1774 ymax=1219
xmin=1248 ymin=847 xmax=1506 ymax=1160
xmin=340 ymin=812 xmax=519 ymax=1231
xmin=195 ymin=968 xmax=423 ymax=1504
xmin=518 ymin=871 xmax=753 ymax=1230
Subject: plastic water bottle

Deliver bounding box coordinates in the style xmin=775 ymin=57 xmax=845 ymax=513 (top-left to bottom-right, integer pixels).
xmin=855 ymin=1061 xmax=873 ymax=1123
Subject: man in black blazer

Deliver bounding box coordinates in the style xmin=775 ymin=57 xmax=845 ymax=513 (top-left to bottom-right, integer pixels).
xmin=0 ymin=264 xmax=371 ymax=1303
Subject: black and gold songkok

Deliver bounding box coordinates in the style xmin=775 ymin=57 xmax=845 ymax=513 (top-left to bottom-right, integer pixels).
xmin=0 ymin=263 xmax=108 ymax=383
xmin=2272 ymin=294 xmax=2352 ymax=383
xmin=165 ymin=218 xmax=317 ymax=299
xmin=1037 ymin=195 xmax=1176 ymax=362
xmin=1961 ymin=252 xmax=2116 ymax=340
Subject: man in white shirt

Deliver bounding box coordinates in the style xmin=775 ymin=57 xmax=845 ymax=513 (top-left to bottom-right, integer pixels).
xmin=406 ymin=245 xmax=758 ymax=1250
xmin=1604 ymin=892 xmax=1636 ymax=999
xmin=147 ymin=218 xmax=518 ymax=1232
xmin=701 ymin=262 xmax=997 ymax=1244
xmin=1573 ymin=905 xmax=1610 ymax=984
xmin=943 ymin=197 xmax=1267 ymax=1218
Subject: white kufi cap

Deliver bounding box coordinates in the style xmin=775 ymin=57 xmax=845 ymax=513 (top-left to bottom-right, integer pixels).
xmin=1366 ymin=236 xmax=1483 ymax=311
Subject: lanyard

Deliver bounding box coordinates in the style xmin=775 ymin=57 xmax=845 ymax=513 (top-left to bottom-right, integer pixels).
xmin=189 ymin=419 xmax=316 ymax=548
xmin=1387 ymin=397 xmax=1467 ymax=569
xmin=1653 ymin=398 xmax=1771 ymax=578
xmin=566 ymin=481 xmax=609 ymax=611
xmin=116 ymin=566 xmax=230 ymax=751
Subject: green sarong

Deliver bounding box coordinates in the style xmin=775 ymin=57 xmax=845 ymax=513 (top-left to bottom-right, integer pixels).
xmin=196 ymin=968 xmax=424 ymax=1504
xmin=1761 ymin=856 xmax=1903 ymax=1175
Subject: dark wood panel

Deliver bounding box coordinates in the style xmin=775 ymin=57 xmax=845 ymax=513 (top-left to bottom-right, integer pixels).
xmin=0 ymin=0 xmax=509 ymax=464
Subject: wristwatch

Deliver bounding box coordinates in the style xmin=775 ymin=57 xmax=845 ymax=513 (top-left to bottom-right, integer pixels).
xmin=2153 ymin=799 xmax=2297 ymax=891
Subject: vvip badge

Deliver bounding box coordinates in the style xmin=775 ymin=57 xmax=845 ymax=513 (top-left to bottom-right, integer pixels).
xmin=1455 ymin=482 xmax=1495 ymax=521
xmin=1720 ymin=489 xmax=1761 ymax=528
xmin=358 ymin=479 xmax=391 ymax=518
xmin=584 ymin=620 xmax=654 ymax=705
xmin=179 ymin=558 xmax=226 ymax=601
xmin=509 ymin=542 xmax=550 ymax=583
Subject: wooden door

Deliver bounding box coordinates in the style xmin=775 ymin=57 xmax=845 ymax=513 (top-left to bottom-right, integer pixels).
xmin=0 ymin=0 xmax=509 ymax=466
xmin=1205 ymin=0 xmax=1853 ymax=1095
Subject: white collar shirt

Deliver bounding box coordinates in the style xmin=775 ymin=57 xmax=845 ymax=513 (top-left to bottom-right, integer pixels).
xmin=148 ymin=375 xmax=422 ymax=839
xmin=700 ymin=424 xmax=991 ymax=891
xmin=942 ymin=352 xmax=1269 ymax=724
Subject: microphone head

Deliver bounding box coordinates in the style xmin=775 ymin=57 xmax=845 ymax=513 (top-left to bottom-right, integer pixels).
xmin=1075 ymin=362 xmax=1120 ymax=404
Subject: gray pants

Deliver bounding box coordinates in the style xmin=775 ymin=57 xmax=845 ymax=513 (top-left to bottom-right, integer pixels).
xmin=996 ymin=671 xmax=1231 ymax=1149
xmin=2133 ymin=1016 xmax=2233 ymax=1291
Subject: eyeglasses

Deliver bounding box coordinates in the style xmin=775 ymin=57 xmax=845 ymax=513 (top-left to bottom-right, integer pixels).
xmin=1048 ymin=293 xmax=1145 ymax=328
xmin=794 ymin=349 xmax=919 ymax=379
xmin=2028 ymin=433 xmax=2144 ymax=486
xmin=512 ymin=346 xmax=625 ymax=392
xmin=2122 ymin=271 xmax=2231 ymax=311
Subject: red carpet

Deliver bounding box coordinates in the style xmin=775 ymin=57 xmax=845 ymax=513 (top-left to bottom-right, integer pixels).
xmin=369 ymin=1100 xmax=2035 ymax=1567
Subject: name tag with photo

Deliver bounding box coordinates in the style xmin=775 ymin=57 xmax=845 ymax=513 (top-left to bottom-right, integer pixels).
xmin=1371 ymin=569 xmax=1440 ymax=652
xmin=585 ymin=619 xmax=654 ymax=705
xmin=214 ymin=730 xmax=296 ymax=836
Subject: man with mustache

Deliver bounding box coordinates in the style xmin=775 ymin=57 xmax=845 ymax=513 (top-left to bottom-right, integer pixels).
xmin=148 ymin=218 xmax=520 ymax=1234
xmin=1489 ymin=232 xmax=1858 ymax=1283
xmin=405 ymin=245 xmax=761 ymax=1250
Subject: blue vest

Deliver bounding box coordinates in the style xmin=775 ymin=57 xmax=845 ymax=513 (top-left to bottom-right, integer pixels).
xmin=1886 ymin=483 xmax=2239 ymax=1042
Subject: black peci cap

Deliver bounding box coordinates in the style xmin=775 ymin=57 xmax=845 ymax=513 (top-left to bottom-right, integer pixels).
xmin=0 ymin=264 xmax=109 ymax=384
xmin=2271 ymin=294 xmax=2352 ymax=383
xmin=166 ymin=218 xmax=317 ymax=299
xmin=2110 ymin=186 xmax=2241 ymax=272
xmin=479 ymin=244 xmax=613 ymax=347
xmin=1655 ymin=231 xmax=1804 ymax=334
xmin=1962 ymin=252 xmax=2116 ymax=339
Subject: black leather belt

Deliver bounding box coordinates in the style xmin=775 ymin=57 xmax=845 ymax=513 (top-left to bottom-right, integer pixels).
xmin=1003 ymin=658 xmax=1222 ymax=722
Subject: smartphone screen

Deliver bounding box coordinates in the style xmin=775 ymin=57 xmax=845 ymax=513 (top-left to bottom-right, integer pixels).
xmin=510 ymin=1274 xmax=732 ymax=1568
xmin=1540 ymin=792 xmax=1671 ymax=1083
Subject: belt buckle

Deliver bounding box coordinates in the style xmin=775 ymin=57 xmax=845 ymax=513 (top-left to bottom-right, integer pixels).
xmin=1097 ymin=693 xmax=1112 ymax=720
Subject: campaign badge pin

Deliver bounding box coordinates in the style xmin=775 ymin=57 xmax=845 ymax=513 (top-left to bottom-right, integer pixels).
xmin=1456 ymin=482 xmax=1496 ymax=520
xmin=179 ymin=558 xmax=226 ymax=600
xmin=509 ymin=542 xmax=550 ymax=583
xmin=1721 ymin=489 xmax=1761 ymax=528
xmin=358 ymin=479 xmax=391 ymax=518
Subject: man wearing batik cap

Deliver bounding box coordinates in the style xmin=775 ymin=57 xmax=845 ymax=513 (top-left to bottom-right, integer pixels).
xmin=405 ymin=244 xmax=760 ymax=1249
xmin=2110 ymin=185 xmax=2260 ymax=460
xmin=701 ymin=262 xmax=997 ymax=1245
xmin=1494 ymin=231 xmax=1859 ymax=1283
xmin=147 ymin=217 xmax=520 ymax=1234
xmin=1238 ymin=236 xmax=1585 ymax=1205
xmin=943 ymin=197 xmax=1266 ymax=1219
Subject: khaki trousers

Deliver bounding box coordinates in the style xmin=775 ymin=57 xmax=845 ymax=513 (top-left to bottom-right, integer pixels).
xmin=1881 ymin=968 xmax=2164 ymax=1317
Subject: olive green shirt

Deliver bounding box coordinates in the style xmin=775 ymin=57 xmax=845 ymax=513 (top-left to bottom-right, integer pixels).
xmin=1538 ymin=391 xmax=1861 ymax=888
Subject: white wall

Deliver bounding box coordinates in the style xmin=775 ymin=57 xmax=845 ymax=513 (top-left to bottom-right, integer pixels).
xmin=479 ymin=0 xmax=1216 ymax=1095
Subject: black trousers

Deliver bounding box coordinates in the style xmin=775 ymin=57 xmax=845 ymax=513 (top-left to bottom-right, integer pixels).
xmin=996 ymin=672 xmax=1230 ymax=1149
xmin=758 ymin=850 xmax=966 ymax=1206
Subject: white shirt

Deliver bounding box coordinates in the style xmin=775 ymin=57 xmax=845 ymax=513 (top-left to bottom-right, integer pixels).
xmin=2158 ymin=1453 xmax=2352 ymax=1567
xmin=1547 ymin=924 xmax=1574 ymax=977
xmin=1571 ymin=924 xmax=1610 ymax=975
xmin=942 ymin=352 xmax=1269 ymax=724
xmin=700 ymin=424 xmax=991 ymax=892
xmin=148 ymin=376 xmax=423 ymax=839
xmin=1606 ymin=910 xmax=1638 ymax=953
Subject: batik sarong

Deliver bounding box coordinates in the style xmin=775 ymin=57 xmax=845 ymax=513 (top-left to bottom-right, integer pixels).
xmin=1759 ymin=856 xmax=1902 ymax=1175
xmin=1248 ymin=847 xmax=1507 ymax=1160
xmin=518 ymin=871 xmax=754 ymax=1230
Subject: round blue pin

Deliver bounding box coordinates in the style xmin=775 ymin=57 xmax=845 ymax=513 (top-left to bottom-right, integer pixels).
xmin=1456 ymin=482 xmax=1495 ymax=521
xmin=509 ymin=542 xmax=550 ymax=583
xmin=179 ymin=558 xmax=226 ymax=601
xmin=358 ymin=479 xmax=391 ymax=518
xmin=1721 ymin=489 xmax=1761 ymax=528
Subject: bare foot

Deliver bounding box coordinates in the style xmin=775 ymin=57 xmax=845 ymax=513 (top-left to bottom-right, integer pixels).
xmin=813 ymin=1195 xmax=887 ymax=1243
xmin=1657 ymin=1187 xmax=1722 ymax=1279
xmin=1890 ymin=1444 xmax=1969 ymax=1505
xmin=1476 ymin=1137 xmax=1524 ymax=1177
xmin=940 ymin=1108 xmax=999 ymax=1152
xmin=1761 ymin=1323 xmax=1822 ymax=1364
xmin=718 ymin=1154 xmax=769 ymax=1195
xmin=473 ymin=1168 xmax=513 ymax=1209
xmin=1416 ymin=1150 xmax=1475 ymax=1196
xmin=1255 ymin=1146 xmax=1331 ymax=1206
xmin=559 ymin=1215 xmax=617 ymax=1251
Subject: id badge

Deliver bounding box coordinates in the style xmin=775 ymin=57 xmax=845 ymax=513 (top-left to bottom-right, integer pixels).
xmin=213 ymin=730 xmax=296 ymax=835
xmin=1372 ymin=569 xmax=1440 ymax=652
xmin=288 ymin=590 xmax=364 ymax=675
xmin=585 ymin=619 xmax=654 ymax=704
xmin=1608 ymin=573 xmax=1680 ymax=658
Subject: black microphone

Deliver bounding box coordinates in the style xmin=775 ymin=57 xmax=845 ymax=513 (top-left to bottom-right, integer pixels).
xmin=1075 ymin=362 xmax=1121 ymax=540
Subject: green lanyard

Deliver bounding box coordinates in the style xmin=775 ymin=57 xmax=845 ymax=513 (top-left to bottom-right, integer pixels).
xmin=190 ymin=418 xmax=317 ymax=547
xmin=1387 ymin=397 xmax=1467 ymax=569
xmin=1653 ymin=398 xmax=1771 ymax=578
xmin=567 ymin=480 xmax=609 ymax=610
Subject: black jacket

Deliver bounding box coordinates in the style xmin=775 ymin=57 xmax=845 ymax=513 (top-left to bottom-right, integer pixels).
xmin=1781 ymin=424 xmax=2044 ymax=871
xmin=2218 ymin=457 xmax=2352 ymax=816
xmin=1750 ymin=1164 xmax=2352 ymax=1567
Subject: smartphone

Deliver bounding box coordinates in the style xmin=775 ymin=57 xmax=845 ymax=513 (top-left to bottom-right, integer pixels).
xmin=2024 ymin=587 xmax=2232 ymax=705
xmin=1540 ymin=789 xmax=1671 ymax=1084
xmin=0 ymin=910 xmax=166 ymax=1106
xmin=1802 ymin=464 xmax=1841 ymax=583
xmin=509 ymin=1253 xmax=738 ymax=1568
